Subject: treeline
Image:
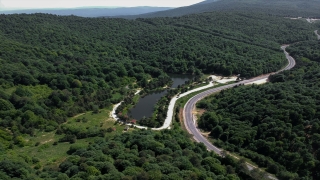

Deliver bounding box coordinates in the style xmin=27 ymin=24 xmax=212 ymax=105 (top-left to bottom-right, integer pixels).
xmin=197 ymin=40 xmax=320 ymax=179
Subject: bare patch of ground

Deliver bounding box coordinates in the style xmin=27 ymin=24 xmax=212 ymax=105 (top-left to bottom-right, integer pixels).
xmin=245 ymin=78 xmax=269 ymax=85
xmin=61 ymin=113 xmax=86 ymax=125
xmin=192 ymin=108 xmax=211 ymax=136
xmin=306 ymin=18 xmax=320 ymax=23
xmin=201 ymin=132 xmax=211 ymax=137
xmin=192 ymin=108 xmax=206 ymax=117
xmin=72 ymin=113 xmax=85 ymax=119
xmin=42 ymin=139 xmax=53 ymax=144
xmin=134 ymin=89 xmax=142 ymax=95
xmin=208 ymin=75 xmax=238 ymax=84
xmin=179 ymin=108 xmax=188 ymax=132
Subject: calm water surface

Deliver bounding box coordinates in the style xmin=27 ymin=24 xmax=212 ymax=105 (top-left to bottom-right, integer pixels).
xmin=128 ymin=74 xmax=192 ymax=120
xmin=170 ymin=74 xmax=193 ymax=88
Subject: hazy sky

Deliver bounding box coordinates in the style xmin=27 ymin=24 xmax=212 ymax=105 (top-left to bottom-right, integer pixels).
xmin=0 ymin=0 xmax=205 ymax=10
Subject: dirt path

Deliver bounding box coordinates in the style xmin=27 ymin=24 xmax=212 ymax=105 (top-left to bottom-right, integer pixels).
xmin=72 ymin=113 xmax=85 ymax=119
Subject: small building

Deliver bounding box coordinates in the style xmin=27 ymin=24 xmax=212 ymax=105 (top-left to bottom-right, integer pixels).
xmin=124 ymin=126 xmax=129 ymax=131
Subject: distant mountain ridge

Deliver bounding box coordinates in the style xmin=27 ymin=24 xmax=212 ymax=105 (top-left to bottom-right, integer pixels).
xmin=0 ymin=6 xmax=173 ymax=17
xmin=196 ymin=0 xmax=220 ymax=5
xmin=122 ymin=0 xmax=320 ymax=19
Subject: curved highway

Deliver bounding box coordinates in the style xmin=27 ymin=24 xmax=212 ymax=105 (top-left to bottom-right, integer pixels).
xmin=183 ymin=46 xmax=296 ymax=177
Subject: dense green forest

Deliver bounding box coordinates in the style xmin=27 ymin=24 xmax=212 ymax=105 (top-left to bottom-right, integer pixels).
xmin=0 ymin=11 xmax=313 ymax=137
xmin=1 ymin=127 xmax=253 ymax=180
xmin=197 ymin=40 xmax=320 ymax=179
xmin=126 ymin=0 xmax=320 ymax=19
xmin=0 ymin=2 xmax=319 ymax=179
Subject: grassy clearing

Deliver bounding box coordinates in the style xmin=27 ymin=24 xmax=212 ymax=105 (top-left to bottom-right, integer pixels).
xmin=25 ymin=85 xmax=53 ymax=100
xmin=4 ymin=107 xmax=127 ymax=169
xmin=2 ymin=86 xmax=16 ymax=95
xmin=111 ymin=92 xmax=123 ymax=102
xmin=63 ymin=107 xmax=127 ymax=136
xmin=64 ymin=108 xmax=115 ymax=129
xmin=2 ymin=85 xmax=53 ymax=100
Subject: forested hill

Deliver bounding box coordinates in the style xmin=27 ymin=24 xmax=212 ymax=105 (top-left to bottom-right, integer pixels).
xmin=123 ymin=0 xmax=320 ymax=19
xmin=0 ymin=2 xmax=319 ymax=179
xmin=197 ymin=40 xmax=320 ymax=179
xmin=0 ymin=12 xmax=315 ymax=135
xmin=1 ymin=7 xmax=173 ymax=17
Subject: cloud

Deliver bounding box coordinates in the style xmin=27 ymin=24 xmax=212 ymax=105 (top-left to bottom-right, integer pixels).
xmin=1 ymin=0 xmax=204 ymax=9
xmin=0 ymin=0 xmax=5 ymax=9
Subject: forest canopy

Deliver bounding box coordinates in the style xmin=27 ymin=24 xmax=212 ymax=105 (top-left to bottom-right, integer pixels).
xmin=0 ymin=6 xmax=319 ymax=179
xmin=0 ymin=12 xmax=313 ymax=136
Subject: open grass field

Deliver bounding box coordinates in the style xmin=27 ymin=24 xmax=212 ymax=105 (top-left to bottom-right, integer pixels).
xmin=1 ymin=107 xmax=128 ymax=170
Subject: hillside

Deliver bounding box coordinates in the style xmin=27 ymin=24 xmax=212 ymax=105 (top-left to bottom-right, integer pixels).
xmin=197 ymin=39 xmax=320 ymax=179
xmin=123 ymin=0 xmax=320 ymax=19
xmin=0 ymin=7 xmax=173 ymax=17
xmin=0 ymin=6 xmax=319 ymax=179
xmin=0 ymin=12 xmax=314 ymax=131
xmin=0 ymin=10 xmax=314 ymax=140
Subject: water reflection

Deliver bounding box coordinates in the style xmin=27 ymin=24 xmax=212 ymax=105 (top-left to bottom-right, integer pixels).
xmin=128 ymin=74 xmax=192 ymax=120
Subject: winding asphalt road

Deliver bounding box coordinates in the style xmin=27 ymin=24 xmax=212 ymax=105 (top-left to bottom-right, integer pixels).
xmin=183 ymin=45 xmax=296 ymax=178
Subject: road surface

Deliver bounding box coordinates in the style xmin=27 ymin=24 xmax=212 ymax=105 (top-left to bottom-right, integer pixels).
xmin=315 ymin=30 xmax=320 ymax=40
xmin=183 ymin=45 xmax=295 ymax=179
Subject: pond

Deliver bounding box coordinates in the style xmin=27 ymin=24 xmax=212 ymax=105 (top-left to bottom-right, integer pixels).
xmin=170 ymin=74 xmax=193 ymax=88
xmin=128 ymin=74 xmax=192 ymax=120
